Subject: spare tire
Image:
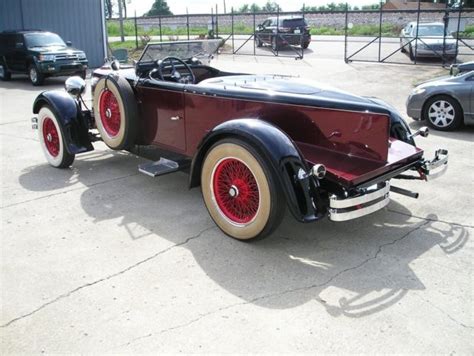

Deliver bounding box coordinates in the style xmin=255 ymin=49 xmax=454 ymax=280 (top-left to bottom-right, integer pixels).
xmin=93 ymin=75 xmax=137 ymax=150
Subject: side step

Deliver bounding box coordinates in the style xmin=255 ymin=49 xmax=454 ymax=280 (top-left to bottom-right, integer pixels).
xmin=138 ymin=158 xmax=182 ymax=177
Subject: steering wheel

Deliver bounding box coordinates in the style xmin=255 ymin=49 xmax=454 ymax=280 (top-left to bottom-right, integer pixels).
xmin=152 ymin=56 xmax=196 ymax=84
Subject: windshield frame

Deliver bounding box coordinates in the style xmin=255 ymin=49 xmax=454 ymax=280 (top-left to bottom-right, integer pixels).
xmin=138 ymin=39 xmax=223 ymax=64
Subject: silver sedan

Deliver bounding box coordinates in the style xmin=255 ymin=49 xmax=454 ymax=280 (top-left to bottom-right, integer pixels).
xmin=406 ymin=71 xmax=474 ymax=131
xmin=400 ymin=22 xmax=458 ymax=61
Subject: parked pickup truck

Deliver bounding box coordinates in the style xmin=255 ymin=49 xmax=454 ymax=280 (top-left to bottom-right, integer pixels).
xmin=0 ymin=29 xmax=88 ymax=86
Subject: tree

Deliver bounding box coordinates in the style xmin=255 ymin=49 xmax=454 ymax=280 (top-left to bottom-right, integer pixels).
xmin=250 ymin=3 xmax=262 ymax=12
xmin=237 ymin=4 xmax=250 ymax=13
xmin=261 ymin=1 xmax=281 ymax=12
xmin=105 ymin=0 xmax=113 ymax=19
xmin=146 ymin=0 xmax=173 ymax=16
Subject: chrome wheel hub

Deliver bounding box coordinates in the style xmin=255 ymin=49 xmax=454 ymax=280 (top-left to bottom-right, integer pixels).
xmin=105 ymin=108 xmax=112 ymax=119
xmin=229 ymin=185 xmax=239 ymax=198
xmin=46 ymin=133 xmax=52 ymax=142
xmin=428 ymin=100 xmax=454 ymax=127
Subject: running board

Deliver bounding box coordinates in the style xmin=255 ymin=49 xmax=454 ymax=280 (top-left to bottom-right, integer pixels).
xmin=138 ymin=158 xmax=181 ymax=177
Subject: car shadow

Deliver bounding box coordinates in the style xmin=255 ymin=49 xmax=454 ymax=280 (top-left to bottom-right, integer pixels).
xmin=18 ymin=152 xmax=469 ymax=317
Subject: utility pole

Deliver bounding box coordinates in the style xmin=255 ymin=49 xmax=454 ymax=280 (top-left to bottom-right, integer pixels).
xmin=118 ymin=0 xmax=125 ymax=42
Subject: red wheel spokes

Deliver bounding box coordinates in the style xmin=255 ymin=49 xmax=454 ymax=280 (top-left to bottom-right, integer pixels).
xmin=213 ymin=158 xmax=260 ymax=224
xmin=99 ymin=89 xmax=121 ymax=136
xmin=43 ymin=118 xmax=60 ymax=157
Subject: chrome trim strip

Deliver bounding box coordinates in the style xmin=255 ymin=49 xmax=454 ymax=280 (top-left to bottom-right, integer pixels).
xmin=329 ymin=182 xmax=390 ymax=209
xmin=329 ymin=196 xmax=390 ymax=222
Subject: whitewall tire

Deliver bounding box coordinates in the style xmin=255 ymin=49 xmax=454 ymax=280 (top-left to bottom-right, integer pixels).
xmin=38 ymin=106 xmax=75 ymax=168
xmin=201 ymin=139 xmax=285 ymax=241
xmin=93 ymin=76 xmax=137 ymax=150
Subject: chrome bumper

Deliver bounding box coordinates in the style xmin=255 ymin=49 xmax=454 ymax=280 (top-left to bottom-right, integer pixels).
xmin=329 ymin=182 xmax=390 ymax=222
xmin=423 ymin=149 xmax=448 ymax=180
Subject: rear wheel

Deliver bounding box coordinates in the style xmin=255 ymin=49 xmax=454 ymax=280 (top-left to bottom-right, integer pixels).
xmin=38 ymin=106 xmax=75 ymax=168
xmin=201 ymin=139 xmax=285 ymax=241
xmin=423 ymin=95 xmax=463 ymax=131
xmin=29 ymin=64 xmax=44 ymax=86
xmin=302 ymin=41 xmax=310 ymax=49
xmin=0 ymin=63 xmax=11 ymax=81
xmin=256 ymin=35 xmax=263 ymax=47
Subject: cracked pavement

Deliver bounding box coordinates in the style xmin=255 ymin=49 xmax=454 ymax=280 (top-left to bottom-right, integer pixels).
xmin=1 ymin=57 xmax=473 ymax=353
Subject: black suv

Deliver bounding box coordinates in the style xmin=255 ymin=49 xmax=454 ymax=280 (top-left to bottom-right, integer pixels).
xmin=255 ymin=16 xmax=311 ymax=50
xmin=0 ymin=30 xmax=88 ymax=86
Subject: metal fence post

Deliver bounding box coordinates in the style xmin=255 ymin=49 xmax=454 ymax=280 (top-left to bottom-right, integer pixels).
xmin=216 ymin=4 xmax=219 ymax=38
xmin=253 ymin=9 xmax=256 ymax=55
xmin=186 ymin=11 xmax=190 ymax=40
xmin=414 ymin=0 xmax=421 ymax=65
xmin=344 ymin=3 xmax=349 ymax=62
xmin=231 ymin=8 xmax=234 ymax=53
xmin=378 ymin=2 xmax=383 ymax=62
xmin=134 ymin=12 xmax=138 ymax=49
xmin=455 ymin=5 xmax=462 ymax=64
xmin=159 ymin=16 xmax=162 ymax=42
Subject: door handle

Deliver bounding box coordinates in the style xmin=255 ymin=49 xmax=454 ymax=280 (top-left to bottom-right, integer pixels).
xmin=170 ymin=115 xmax=182 ymax=121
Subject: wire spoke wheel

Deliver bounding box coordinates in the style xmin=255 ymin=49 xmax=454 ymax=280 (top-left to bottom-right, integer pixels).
xmin=201 ymin=140 xmax=285 ymax=241
xmin=93 ymin=76 xmax=138 ymax=150
xmin=42 ymin=117 xmax=60 ymax=157
xmin=38 ymin=106 xmax=75 ymax=168
xmin=99 ymin=89 xmax=121 ymax=137
xmin=213 ymin=158 xmax=260 ymax=224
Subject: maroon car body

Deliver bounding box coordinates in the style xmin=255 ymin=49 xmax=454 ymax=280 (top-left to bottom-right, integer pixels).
xmin=32 ymin=40 xmax=448 ymax=241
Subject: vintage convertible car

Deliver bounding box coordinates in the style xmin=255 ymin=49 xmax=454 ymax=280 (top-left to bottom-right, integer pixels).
xmin=31 ymin=40 xmax=448 ymax=241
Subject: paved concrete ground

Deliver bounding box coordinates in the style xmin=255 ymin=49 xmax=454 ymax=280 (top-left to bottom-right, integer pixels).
xmin=0 ymin=56 xmax=473 ymax=353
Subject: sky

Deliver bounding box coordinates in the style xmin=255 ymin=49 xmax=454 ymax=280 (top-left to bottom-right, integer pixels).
xmin=125 ymin=0 xmax=380 ymax=16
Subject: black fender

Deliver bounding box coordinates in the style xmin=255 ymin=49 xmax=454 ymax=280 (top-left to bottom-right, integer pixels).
xmin=33 ymin=90 xmax=93 ymax=154
xmin=189 ymin=118 xmax=325 ymax=223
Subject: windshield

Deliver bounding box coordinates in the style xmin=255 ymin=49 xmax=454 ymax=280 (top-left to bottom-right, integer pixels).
xmin=281 ymin=18 xmax=307 ymax=27
xmin=139 ymin=40 xmax=223 ymax=64
xmin=416 ymin=25 xmax=445 ymax=36
xmin=25 ymin=33 xmax=66 ymax=48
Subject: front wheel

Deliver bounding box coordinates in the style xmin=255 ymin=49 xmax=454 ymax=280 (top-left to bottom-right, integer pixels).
xmin=38 ymin=106 xmax=75 ymax=168
xmin=0 ymin=63 xmax=11 ymax=81
xmin=400 ymin=38 xmax=406 ymax=53
xmin=29 ymin=64 xmax=44 ymax=86
xmin=423 ymin=95 xmax=463 ymax=131
xmin=201 ymin=139 xmax=285 ymax=241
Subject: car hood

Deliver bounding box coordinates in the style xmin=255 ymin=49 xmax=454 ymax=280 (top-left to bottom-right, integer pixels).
xmin=415 ymin=73 xmax=467 ymax=88
xmin=29 ymin=45 xmax=84 ymax=54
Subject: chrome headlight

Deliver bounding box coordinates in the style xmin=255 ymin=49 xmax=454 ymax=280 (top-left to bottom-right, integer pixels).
xmin=412 ymin=87 xmax=426 ymax=95
xmin=78 ymin=52 xmax=87 ymax=60
xmin=38 ymin=54 xmax=56 ymax=62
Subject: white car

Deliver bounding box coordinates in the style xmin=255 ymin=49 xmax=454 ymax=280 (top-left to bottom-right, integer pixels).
xmin=400 ymin=22 xmax=457 ymax=61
